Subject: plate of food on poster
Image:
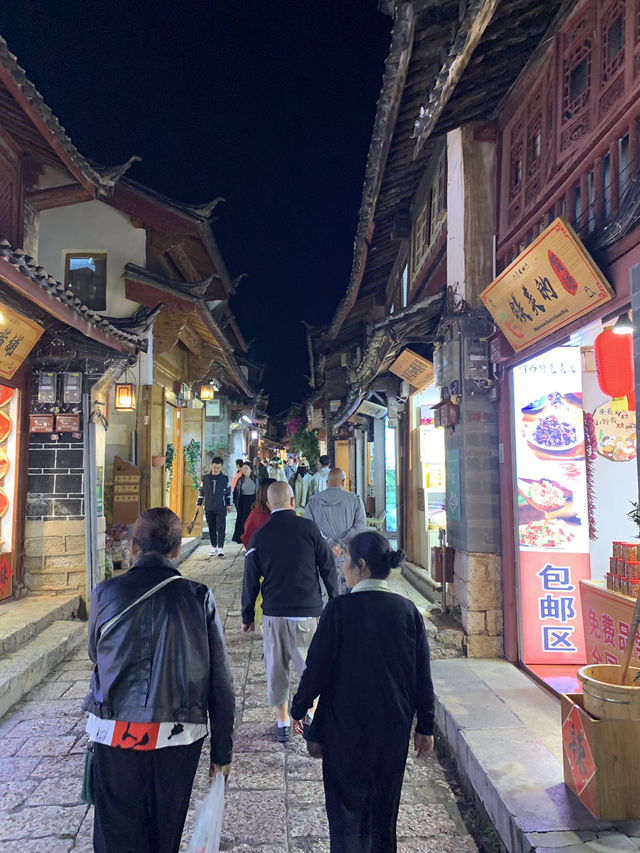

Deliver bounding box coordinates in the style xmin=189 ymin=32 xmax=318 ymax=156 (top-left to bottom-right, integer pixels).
xmin=517 ymin=477 xmax=572 ymax=515
xmin=518 ymin=517 xmax=580 ymax=549
xmin=521 ymin=392 xmax=584 ymax=459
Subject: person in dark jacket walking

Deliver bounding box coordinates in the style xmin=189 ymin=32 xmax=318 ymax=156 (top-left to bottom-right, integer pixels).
xmin=241 ymin=481 xmax=339 ymax=742
xmin=83 ymin=507 xmax=235 ymax=853
xmin=232 ymin=462 xmax=258 ymax=545
xmin=197 ymin=456 xmax=232 ymax=557
xmin=291 ymin=530 xmax=434 ymax=853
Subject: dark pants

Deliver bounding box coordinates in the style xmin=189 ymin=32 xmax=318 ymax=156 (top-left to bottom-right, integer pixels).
xmin=232 ymin=494 xmax=253 ymax=543
xmin=206 ymin=508 xmax=227 ymax=548
xmin=322 ymin=736 xmax=408 ymax=853
xmin=92 ymin=739 xmax=203 ymax=853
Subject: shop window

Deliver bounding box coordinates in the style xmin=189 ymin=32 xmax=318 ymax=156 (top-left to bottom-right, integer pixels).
xmin=429 ymin=150 xmax=446 ymax=245
xmin=64 ymin=253 xmax=107 ymax=311
xmin=587 ymin=171 xmax=595 ymax=232
xmin=573 ymin=186 xmax=582 ymax=228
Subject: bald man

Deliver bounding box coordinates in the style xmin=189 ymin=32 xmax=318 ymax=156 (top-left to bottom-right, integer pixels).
xmin=305 ymin=468 xmax=367 ymax=594
xmin=241 ymin=481 xmax=338 ymax=742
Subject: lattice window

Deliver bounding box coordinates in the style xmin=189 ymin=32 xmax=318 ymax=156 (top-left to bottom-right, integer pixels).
xmin=509 ymin=122 xmax=523 ymax=203
xmin=411 ymin=203 xmax=429 ymax=278
xmin=562 ymin=40 xmax=592 ymax=122
xmin=601 ymin=1 xmax=625 ymax=83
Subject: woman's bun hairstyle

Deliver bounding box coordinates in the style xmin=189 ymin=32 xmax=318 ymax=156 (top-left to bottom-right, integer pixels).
xmin=348 ymin=530 xmax=404 ymax=579
xmin=132 ymin=507 xmax=182 ymax=556
xmin=387 ymin=548 xmax=406 ymax=570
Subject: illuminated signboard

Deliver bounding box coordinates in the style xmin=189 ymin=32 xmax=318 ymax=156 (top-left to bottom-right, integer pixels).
xmin=0 ymin=302 xmax=44 ymax=379
xmin=481 ymin=218 xmax=613 ymax=354
xmin=512 ymin=345 xmax=590 ymax=664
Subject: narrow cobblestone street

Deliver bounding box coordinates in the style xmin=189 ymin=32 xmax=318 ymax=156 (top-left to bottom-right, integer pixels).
xmin=0 ymin=543 xmax=479 ymax=852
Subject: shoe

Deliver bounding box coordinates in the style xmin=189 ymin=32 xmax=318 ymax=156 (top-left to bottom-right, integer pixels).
xmin=275 ymin=724 xmax=292 ymax=743
xmin=210 ymin=547 xmax=218 ymax=556
xmin=218 ymin=551 xmax=225 ymax=558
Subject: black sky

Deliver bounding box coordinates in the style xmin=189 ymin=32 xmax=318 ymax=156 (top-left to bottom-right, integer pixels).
xmin=0 ymin=1 xmax=391 ymax=411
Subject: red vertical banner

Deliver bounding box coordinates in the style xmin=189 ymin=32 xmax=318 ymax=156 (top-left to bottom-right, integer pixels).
xmin=0 ymin=384 xmax=15 ymax=601
xmin=512 ymin=347 xmax=589 ymax=665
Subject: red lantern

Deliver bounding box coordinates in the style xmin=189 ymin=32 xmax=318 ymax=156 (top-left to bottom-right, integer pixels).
xmin=594 ymin=327 xmax=634 ymax=410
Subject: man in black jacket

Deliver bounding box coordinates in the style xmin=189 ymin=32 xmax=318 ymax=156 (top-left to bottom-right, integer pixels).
xmin=241 ymin=480 xmax=338 ymax=742
xmin=197 ymin=456 xmax=231 ymax=557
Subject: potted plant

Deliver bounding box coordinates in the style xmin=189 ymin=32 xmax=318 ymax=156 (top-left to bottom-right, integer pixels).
xmin=165 ymin=443 xmax=175 ymax=492
xmin=184 ymin=439 xmax=201 ymax=491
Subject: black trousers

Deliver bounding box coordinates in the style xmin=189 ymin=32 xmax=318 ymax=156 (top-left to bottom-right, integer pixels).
xmin=92 ymin=739 xmax=203 ymax=853
xmin=206 ymin=508 xmax=227 ymax=548
xmin=322 ymin=736 xmax=408 ymax=853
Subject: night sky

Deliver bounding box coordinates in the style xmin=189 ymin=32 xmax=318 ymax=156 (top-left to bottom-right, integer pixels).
xmin=0 ymin=2 xmax=391 ymax=412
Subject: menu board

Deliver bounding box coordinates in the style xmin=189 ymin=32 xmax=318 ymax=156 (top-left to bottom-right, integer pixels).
xmin=512 ymin=346 xmax=590 ymax=664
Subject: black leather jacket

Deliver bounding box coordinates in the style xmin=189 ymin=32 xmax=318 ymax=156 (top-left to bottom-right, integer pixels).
xmin=83 ymin=554 xmax=234 ymax=765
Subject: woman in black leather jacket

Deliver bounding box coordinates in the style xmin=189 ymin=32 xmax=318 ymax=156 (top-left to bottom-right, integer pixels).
xmin=84 ymin=507 xmax=235 ymax=853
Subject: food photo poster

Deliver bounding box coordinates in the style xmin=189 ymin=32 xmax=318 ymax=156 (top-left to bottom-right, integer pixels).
xmin=512 ymin=345 xmax=590 ymax=664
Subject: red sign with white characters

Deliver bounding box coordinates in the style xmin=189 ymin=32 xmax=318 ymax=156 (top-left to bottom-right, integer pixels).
xmin=562 ymin=703 xmax=596 ymax=794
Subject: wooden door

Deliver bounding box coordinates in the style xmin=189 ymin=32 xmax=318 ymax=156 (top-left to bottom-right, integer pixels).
xmin=167 ymin=405 xmax=183 ymax=518
xmin=181 ymin=408 xmax=205 ymax=537
xmin=335 ymin=440 xmax=350 ymax=491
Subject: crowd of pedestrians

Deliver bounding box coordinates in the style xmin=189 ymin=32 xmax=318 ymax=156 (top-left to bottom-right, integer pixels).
xmin=83 ymin=453 xmax=434 ymax=853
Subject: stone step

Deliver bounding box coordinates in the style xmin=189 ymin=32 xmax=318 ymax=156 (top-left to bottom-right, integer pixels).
xmin=0 ymin=593 xmax=81 ymax=658
xmin=0 ymin=619 xmax=86 ymax=719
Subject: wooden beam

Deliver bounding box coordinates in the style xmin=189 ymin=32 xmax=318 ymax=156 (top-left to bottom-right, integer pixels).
xmin=178 ymin=320 xmax=203 ymax=356
xmin=413 ymin=0 xmax=501 ymax=156
xmin=26 ymin=183 xmax=93 ymax=211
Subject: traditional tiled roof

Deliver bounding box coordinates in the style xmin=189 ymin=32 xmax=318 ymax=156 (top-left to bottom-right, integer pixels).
xmin=0 ymin=36 xmax=119 ymax=196
xmin=0 ymin=239 xmax=152 ymax=348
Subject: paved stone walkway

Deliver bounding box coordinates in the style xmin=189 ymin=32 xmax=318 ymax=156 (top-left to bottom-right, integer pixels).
xmin=0 ymin=543 xmax=479 ymax=852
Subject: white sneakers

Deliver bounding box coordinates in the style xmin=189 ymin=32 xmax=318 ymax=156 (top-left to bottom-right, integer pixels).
xmin=210 ymin=547 xmax=218 ymax=556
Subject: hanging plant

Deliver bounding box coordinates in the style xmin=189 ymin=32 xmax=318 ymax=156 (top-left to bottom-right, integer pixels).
xmin=165 ymin=442 xmax=175 ymax=493
xmin=184 ymin=439 xmax=201 ymax=492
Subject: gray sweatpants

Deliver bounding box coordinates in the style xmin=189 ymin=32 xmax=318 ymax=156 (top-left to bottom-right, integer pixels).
xmin=262 ymin=615 xmax=318 ymax=707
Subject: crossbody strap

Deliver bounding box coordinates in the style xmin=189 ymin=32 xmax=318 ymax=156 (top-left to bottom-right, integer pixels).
xmin=99 ymin=575 xmax=186 ymax=639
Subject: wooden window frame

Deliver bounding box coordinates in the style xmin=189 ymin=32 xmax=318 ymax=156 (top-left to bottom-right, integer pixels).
xmin=64 ymin=252 xmax=107 ymax=311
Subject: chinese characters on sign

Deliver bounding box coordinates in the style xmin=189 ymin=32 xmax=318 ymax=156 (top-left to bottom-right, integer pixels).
xmin=592 ymin=401 xmax=636 ymax=462
xmin=481 ymin=217 xmax=614 ymax=353
xmin=0 ymin=302 xmax=44 ymax=380
xmin=513 ymin=346 xmax=590 ymax=664
xmin=580 ymin=580 xmax=640 ymax=668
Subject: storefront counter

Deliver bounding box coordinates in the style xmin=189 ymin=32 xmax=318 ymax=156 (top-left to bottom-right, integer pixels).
xmin=580 ymin=579 xmax=640 ymax=668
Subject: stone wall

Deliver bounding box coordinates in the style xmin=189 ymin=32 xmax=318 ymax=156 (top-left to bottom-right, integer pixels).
xmin=23 ymin=517 xmax=105 ymax=597
xmin=453 ymin=550 xmax=504 ymax=658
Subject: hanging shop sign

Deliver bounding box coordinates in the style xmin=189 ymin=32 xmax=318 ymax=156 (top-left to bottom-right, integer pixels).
xmin=512 ymin=345 xmax=591 ymax=665
xmin=389 ymin=349 xmax=433 ymax=391
xmin=0 ymin=302 xmax=44 ymax=379
xmin=480 ymin=217 xmax=614 ymax=354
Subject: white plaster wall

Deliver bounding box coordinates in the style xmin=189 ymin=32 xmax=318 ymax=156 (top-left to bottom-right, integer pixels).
xmin=37 ymin=200 xmax=146 ymax=317
xmin=446 ymin=129 xmax=465 ymax=299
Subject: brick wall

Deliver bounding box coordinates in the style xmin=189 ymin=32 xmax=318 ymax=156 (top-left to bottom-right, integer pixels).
xmin=23 ymin=517 xmax=106 ymax=596
xmin=26 ymin=435 xmax=84 ymax=521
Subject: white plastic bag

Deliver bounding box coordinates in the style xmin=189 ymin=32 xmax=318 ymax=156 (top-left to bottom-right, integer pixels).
xmin=187 ymin=772 xmax=225 ymax=853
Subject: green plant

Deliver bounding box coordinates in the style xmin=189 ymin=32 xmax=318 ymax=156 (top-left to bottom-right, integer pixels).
xmin=165 ymin=442 xmax=175 ymax=493
xmin=184 ymin=439 xmax=201 ymax=491
xmin=289 ymin=427 xmax=320 ymax=468
xmin=628 ymin=500 xmax=640 ymax=535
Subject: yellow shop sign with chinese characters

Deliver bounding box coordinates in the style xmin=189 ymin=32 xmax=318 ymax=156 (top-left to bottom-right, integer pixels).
xmin=0 ymin=302 xmax=44 ymax=379
xmin=481 ymin=217 xmax=614 ymax=353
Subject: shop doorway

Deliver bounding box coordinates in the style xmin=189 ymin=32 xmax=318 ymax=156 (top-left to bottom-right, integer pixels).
xmin=510 ymin=331 xmax=639 ymax=693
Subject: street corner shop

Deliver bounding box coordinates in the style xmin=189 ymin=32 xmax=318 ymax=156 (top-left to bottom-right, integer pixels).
xmin=483 ymin=215 xmax=640 ymax=694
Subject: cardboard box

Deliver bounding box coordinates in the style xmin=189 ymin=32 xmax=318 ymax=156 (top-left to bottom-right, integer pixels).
xmin=561 ymin=692 xmax=640 ymax=819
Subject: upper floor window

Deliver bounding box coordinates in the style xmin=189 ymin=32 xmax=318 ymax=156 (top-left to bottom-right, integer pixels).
xmin=401 ymin=265 xmax=408 ymax=308
xmin=411 ymin=205 xmax=429 ymax=276
xmin=429 ymin=150 xmax=447 ymax=244
xmin=64 ymin=253 xmax=107 ymax=311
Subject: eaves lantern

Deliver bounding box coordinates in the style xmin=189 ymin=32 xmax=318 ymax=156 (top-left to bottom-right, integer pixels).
xmin=200 ymin=383 xmax=215 ymax=401
xmin=594 ymin=326 xmax=634 ymax=412
xmin=114 ymin=382 xmax=137 ymax=412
